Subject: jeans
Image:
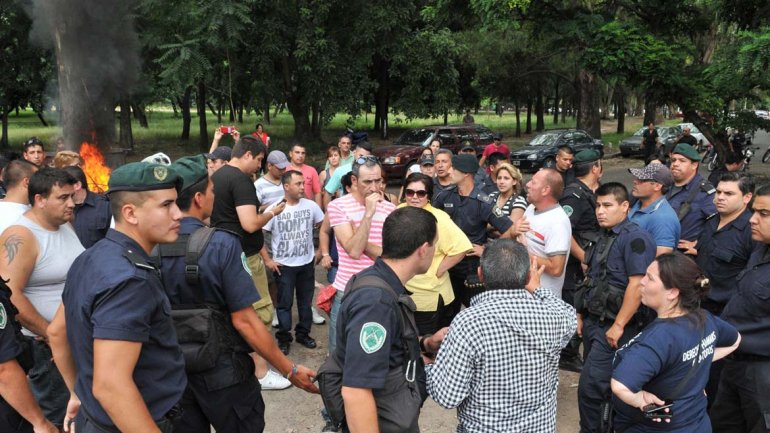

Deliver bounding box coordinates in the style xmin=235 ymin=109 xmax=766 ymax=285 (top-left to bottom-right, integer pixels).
xmin=275 ymin=261 xmax=315 ymax=343
xmin=327 ymin=291 xmax=343 ymax=353
xmin=28 ymin=339 xmax=68 ymax=426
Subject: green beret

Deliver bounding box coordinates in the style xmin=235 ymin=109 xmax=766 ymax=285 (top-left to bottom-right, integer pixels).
xmin=451 ymin=154 xmax=479 ymax=174
xmin=171 ymin=155 xmax=208 ymax=193
xmin=673 ymin=143 xmax=701 ymax=161
xmin=108 ymin=162 xmax=182 ymax=193
xmin=574 ymin=149 xmax=601 ymax=164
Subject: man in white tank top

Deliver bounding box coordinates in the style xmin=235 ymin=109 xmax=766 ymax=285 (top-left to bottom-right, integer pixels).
xmin=0 ymin=160 xmax=38 ymax=234
xmin=0 ymin=168 xmax=84 ymax=428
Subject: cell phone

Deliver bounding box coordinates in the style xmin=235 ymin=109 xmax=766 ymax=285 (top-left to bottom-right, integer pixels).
xmin=643 ymin=402 xmax=673 ymax=419
xmin=220 ymin=126 xmax=235 ymax=134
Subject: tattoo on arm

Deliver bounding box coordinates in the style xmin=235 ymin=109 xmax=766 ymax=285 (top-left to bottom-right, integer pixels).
xmin=4 ymin=234 xmax=23 ymax=264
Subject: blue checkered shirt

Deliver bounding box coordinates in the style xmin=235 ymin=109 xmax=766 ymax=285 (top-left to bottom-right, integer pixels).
xmin=427 ymin=287 xmax=577 ymax=433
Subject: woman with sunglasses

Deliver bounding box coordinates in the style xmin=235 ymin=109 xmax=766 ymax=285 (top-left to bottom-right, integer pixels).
xmin=611 ymin=253 xmax=740 ymax=433
xmin=398 ymin=173 xmax=473 ymax=334
xmin=488 ymin=162 xmax=528 ymax=226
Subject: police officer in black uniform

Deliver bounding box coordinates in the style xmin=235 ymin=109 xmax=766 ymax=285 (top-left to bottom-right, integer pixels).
xmin=49 ymin=162 xmax=187 ymax=433
xmin=576 ymin=183 xmax=656 ymax=433
xmin=433 ymin=154 xmax=516 ymax=317
xmin=711 ymin=183 xmax=770 ymax=433
xmin=336 ymin=207 xmax=445 ymax=433
xmin=156 ymin=155 xmax=317 ymax=432
xmin=558 ymin=149 xmax=602 ymax=373
xmin=0 ymin=281 xmax=57 ymax=433
xmin=666 ymin=143 xmax=716 ymax=246
xmin=63 ymin=165 xmax=112 ymax=248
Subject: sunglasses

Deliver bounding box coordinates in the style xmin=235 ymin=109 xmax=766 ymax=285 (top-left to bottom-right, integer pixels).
xmin=354 ymin=155 xmax=379 ymax=165
xmin=405 ymin=189 xmax=428 ymax=198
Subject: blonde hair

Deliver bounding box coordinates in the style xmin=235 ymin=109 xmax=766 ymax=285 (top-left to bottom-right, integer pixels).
xmin=495 ymin=162 xmax=523 ymax=194
xmin=53 ymin=151 xmax=82 ymax=168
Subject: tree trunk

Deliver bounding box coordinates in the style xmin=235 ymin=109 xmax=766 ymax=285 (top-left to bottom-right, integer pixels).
xmin=238 ymin=103 xmax=244 ymax=124
xmin=525 ymin=97 xmax=533 ymax=134
xmin=171 ymin=100 xmax=178 ymax=117
xmin=131 ymin=101 xmax=148 ymax=128
xmin=1 ymin=108 xmax=8 ymax=148
xmin=577 ymin=69 xmax=601 ymax=138
xmin=535 ymin=83 xmax=545 ymax=132
xmin=197 ymin=81 xmax=209 ymax=151
xmin=600 ymin=82 xmax=614 ymax=120
xmin=35 ymin=110 xmax=49 ymax=127
xmin=118 ymin=95 xmax=134 ymax=150
xmin=311 ymin=101 xmax=320 ymax=137
xmin=616 ymin=85 xmax=626 ymax=134
xmin=553 ymin=79 xmax=560 ymax=125
xmin=180 ymin=86 xmax=192 ymax=141
xmin=374 ymin=56 xmax=390 ymax=138
xmin=443 ymin=110 xmax=448 ymax=126
xmin=515 ymin=100 xmax=521 ymax=138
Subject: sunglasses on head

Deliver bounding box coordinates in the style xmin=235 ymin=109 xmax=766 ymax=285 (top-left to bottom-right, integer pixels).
xmin=355 ymin=155 xmax=379 ymax=165
xmin=405 ymin=189 xmax=428 ymax=198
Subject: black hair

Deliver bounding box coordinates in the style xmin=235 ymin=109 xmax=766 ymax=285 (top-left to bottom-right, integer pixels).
xmin=63 ymin=166 xmax=89 ymax=192
xmin=281 ymin=169 xmax=302 ymax=185
xmin=574 ymin=160 xmax=601 ymax=178
xmin=28 ymin=167 xmax=77 ymax=204
xmin=23 ymin=137 xmax=44 ymax=153
xmin=3 ymin=160 xmax=38 ymax=189
xmin=724 ymin=151 xmax=744 ymax=165
xmin=341 ymin=172 xmax=353 ymax=193
xmin=289 ymin=142 xmax=306 ymax=153
xmin=486 ymin=152 xmax=508 ymax=167
xmin=176 ymin=176 xmax=210 ymax=211
xmin=755 ymin=183 xmax=770 ymax=198
xmin=232 ymin=135 xmax=266 ymax=159
xmin=718 ymin=172 xmax=755 ymax=196
xmin=381 ymin=207 xmax=437 ymax=260
xmin=655 ymin=252 xmax=709 ymax=325
xmin=595 ymin=182 xmax=629 ymax=204
xmin=402 ymin=173 xmax=433 ymax=202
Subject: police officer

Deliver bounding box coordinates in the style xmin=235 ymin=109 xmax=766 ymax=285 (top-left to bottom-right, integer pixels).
xmin=337 ymin=207 xmax=445 ymax=433
xmin=711 ymin=183 xmax=770 ymax=433
xmin=433 ymin=154 xmax=517 ymax=316
xmin=559 ymin=149 xmax=602 ymax=373
xmin=576 ymin=182 xmax=655 ymax=433
xmin=156 ymin=155 xmax=317 ymax=432
xmin=666 ymin=143 xmax=716 ymax=245
xmin=0 ymin=280 xmax=57 ymax=433
xmin=48 ymin=162 xmax=187 ymax=433
xmin=63 ymin=165 xmax=112 ymax=248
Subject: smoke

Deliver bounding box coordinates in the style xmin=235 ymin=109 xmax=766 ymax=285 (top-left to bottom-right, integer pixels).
xmin=25 ymin=0 xmax=140 ymax=150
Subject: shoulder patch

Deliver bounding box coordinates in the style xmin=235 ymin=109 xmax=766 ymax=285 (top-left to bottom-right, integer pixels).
xmin=241 ymin=252 xmax=253 ymax=276
xmin=492 ymin=205 xmax=504 ymax=218
xmin=701 ymin=180 xmax=716 ymax=195
xmin=359 ymin=322 xmax=387 ymax=354
xmin=476 ymin=191 xmax=492 ymax=203
xmin=0 ymin=302 xmax=5 ymax=329
xmin=562 ymin=205 xmax=574 ymax=217
xmin=630 ymin=238 xmax=647 ymax=254
xmin=572 ymin=192 xmax=581 ymax=199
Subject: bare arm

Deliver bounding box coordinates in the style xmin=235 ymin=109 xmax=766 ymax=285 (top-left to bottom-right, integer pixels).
xmin=92 ymin=339 xmax=162 ymax=433
xmin=333 ymin=219 xmax=381 ymax=260
xmin=570 ymin=238 xmax=586 ymax=263
xmin=532 ymin=254 xmax=567 ymax=277
xmin=314 ymin=192 xmax=323 ymax=209
xmin=0 ymin=227 xmax=48 ymax=337
xmin=235 ymin=202 xmax=285 ymax=233
xmin=606 ymin=275 xmax=643 ymax=349
xmin=322 ymin=191 xmax=334 ymax=211
xmin=48 ymin=305 xmax=76 ymax=393
xmin=209 ymin=128 xmax=224 ymax=153
xmin=342 ymin=387 xmax=379 ymax=433
xmin=0 ymin=359 xmax=57 ymax=432
xmin=655 ymin=246 xmax=674 ymax=257
xmin=714 ymin=334 xmax=741 ymax=361
xmin=231 ymin=308 xmax=318 ymax=393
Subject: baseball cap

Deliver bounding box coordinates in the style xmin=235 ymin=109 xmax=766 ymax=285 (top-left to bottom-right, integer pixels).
xmin=628 ymin=163 xmax=673 ymax=187
xmin=266 ymin=150 xmax=289 ymax=169
xmin=460 ymin=143 xmax=476 ymax=153
xmin=204 ymin=146 xmax=232 ymax=161
xmin=420 ymin=156 xmax=435 ymax=166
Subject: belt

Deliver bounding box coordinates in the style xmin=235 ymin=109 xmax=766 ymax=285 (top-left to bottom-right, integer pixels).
xmin=728 ymin=353 xmax=770 ymax=362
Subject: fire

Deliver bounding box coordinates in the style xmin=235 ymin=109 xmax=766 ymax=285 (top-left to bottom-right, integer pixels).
xmin=79 ymin=142 xmax=111 ymax=193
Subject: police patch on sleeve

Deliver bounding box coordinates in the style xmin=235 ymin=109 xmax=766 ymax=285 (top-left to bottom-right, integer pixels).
xmin=0 ymin=303 xmax=6 ymax=329
xmin=562 ymin=205 xmax=574 ymax=217
xmin=241 ymin=252 xmax=253 ymax=276
xmin=492 ymin=205 xmax=504 ymax=218
xmin=359 ymin=322 xmax=387 ymax=354
xmin=630 ymin=238 xmax=647 ymax=254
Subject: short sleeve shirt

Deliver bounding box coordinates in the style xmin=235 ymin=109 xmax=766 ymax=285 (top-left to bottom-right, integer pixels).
xmin=587 ymin=220 xmax=656 ymax=289
xmin=612 ymin=314 xmax=738 ymax=432
xmin=641 ymin=129 xmax=659 ymax=147
xmin=523 ymin=204 xmax=572 ymax=296
xmin=489 ymin=192 xmax=528 ymax=217
xmin=292 ymin=164 xmax=321 ymax=199
xmin=628 ymin=197 xmax=680 ymax=249
xmin=482 ymin=143 xmax=510 ymax=158
xmin=327 ymin=194 xmax=396 ymax=292
xmin=211 ymin=164 xmax=263 ymax=256
xmin=254 ymin=176 xmax=284 ymax=207
xmin=721 ymin=246 xmax=770 ymax=357
xmin=264 ymin=199 xmax=324 ymax=266
xmin=665 ymin=174 xmax=716 ymax=241
xmin=433 ymin=187 xmax=513 ymax=245
xmin=324 ymin=163 xmax=353 ymax=195
xmin=73 ymin=191 xmax=112 ymax=248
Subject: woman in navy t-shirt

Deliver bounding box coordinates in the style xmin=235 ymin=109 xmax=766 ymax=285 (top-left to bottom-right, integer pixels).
xmin=611 ymin=253 xmax=741 ymax=432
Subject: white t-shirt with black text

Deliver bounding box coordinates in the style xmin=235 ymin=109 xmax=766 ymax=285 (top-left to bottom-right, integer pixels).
xmin=264 ymin=198 xmax=324 ymax=267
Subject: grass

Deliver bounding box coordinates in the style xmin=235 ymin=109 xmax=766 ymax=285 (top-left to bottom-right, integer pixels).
xmin=0 ymin=107 xmax=679 ymax=164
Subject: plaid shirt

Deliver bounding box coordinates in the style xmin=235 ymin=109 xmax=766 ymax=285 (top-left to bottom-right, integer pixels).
xmin=427 ymin=287 xmax=577 ymax=433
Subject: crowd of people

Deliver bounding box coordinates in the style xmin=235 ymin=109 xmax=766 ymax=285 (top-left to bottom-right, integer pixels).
xmin=0 ymin=125 xmax=766 ymax=433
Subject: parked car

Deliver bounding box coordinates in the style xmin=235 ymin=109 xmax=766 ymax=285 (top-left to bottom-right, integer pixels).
xmin=619 ymin=126 xmax=682 ymax=158
xmin=508 ymin=129 xmax=604 ymax=172
xmin=374 ymin=124 xmax=497 ymax=180
xmin=677 ymin=123 xmax=710 ymax=149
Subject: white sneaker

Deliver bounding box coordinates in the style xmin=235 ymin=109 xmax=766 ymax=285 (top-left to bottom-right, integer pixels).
xmin=259 ymin=369 xmax=292 ymax=390
xmin=312 ymin=307 xmax=326 ymax=325
xmin=272 ymin=308 xmax=279 ymax=328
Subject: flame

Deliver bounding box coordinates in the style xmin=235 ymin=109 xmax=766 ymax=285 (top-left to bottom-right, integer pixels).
xmin=79 ymin=142 xmax=111 ymax=193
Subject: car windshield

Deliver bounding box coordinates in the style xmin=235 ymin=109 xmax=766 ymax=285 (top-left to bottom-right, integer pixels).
xmin=529 ymin=132 xmax=560 ymax=146
xmin=396 ymin=129 xmax=434 ymax=146
xmin=633 ymin=127 xmax=646 ymax=136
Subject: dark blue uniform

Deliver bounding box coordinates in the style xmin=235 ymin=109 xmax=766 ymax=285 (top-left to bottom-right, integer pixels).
xmin=0 ymin=284 xmax=33 ymax=433
xmin=72 ymin=191 xmax=112 ymax=248
xmin=665 ymin=173 xmax=716 ymax=241
xmin=712 ymin=245 xmax=770 ymax=433
xmin=157 ymin=217 xmax=264 ymax=433
xmin=433 ymin=186 xmax=513 ymax=309
xmin=578 ymin=219 xmax=655 ymax=433
xmin=63 ymin=230 xmax=186 ymax=431
xmin=560 ymin=179 xmax=599 ymax=298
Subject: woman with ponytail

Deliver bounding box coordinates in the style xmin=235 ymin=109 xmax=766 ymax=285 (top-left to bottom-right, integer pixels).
xmin=610 ymin=252 xmax=741 ymax=432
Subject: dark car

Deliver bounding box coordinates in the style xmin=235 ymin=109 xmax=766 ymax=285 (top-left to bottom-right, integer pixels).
xmin=374 ymin=124 xmax=496 ymax=180
xmin=619 ymin=126 xmax=682 ymax=158
xmin=508 ymin=129 xmax=604 ymax=172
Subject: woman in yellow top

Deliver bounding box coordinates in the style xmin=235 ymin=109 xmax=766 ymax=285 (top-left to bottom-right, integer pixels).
xmin=399 ymin=173 xmax=473 ymax=334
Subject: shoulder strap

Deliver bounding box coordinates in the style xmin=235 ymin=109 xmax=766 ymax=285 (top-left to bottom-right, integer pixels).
xmin=676 ymin=180 xmax=706 ymax=221
xmin=595 ymin=231 xmax=619 ymax=280
xmin=184 ymin=226 xmax=217 ymax=286
xmin=668 ymin=322 xmax=706 ymax=401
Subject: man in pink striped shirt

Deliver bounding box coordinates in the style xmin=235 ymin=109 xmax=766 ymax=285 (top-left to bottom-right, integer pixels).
xmin=326 ymin=155 xmax=396 ymax=353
